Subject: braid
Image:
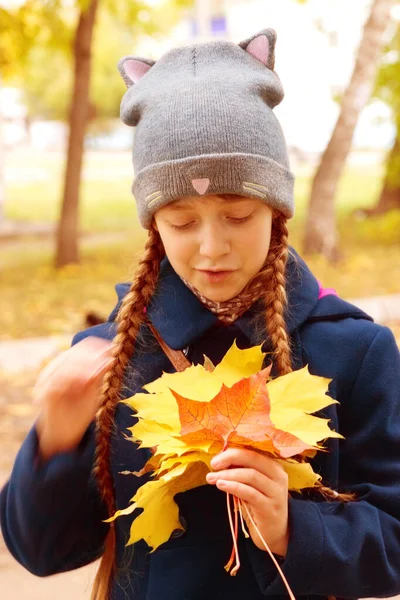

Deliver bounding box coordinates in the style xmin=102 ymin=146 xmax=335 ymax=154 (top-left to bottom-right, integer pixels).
xmin=261 ymin=222 xmax=355 ymax=504
xmin=91 ymin=225 xmax=164 ymax=600
xmin=90 ymin=210 xmax=352 ymax=600
xmin=262 ymin=214 xmax=292 ymax=376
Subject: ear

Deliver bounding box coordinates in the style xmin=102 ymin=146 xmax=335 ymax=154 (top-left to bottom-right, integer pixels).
xmin=118 ymin=56 xmax=156 ymax=88
xmin=239 ymin=29 xmax=277 ymax=70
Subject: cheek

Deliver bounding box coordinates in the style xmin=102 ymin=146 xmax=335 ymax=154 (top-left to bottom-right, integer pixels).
xmin=240 ymin=223 xmax=272 ymax=267
xmin=160 ymin=231 xmax=195 ymax=271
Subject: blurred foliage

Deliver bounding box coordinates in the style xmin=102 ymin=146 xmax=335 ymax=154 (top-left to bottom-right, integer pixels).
xmin=374 ymin=23 xmax=400 ymax=187
xmin=351 ymin=209 xmax=400 ymax=243
xmin=0 ymin=1 xmax=69 ymax=78
xmin=20 ymin=10 xmax=131 ymax=121
xmin=1 ymin=0 xmax=192 ymax=123
xmin=1 ymin=155 xmax=399 ymax=340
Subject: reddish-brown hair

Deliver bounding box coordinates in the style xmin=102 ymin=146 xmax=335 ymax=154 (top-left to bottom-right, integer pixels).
xmin=91 ymin=225 xmax=165 ymax=599
xmin=90 ymin=211 xmax=349 ymax=599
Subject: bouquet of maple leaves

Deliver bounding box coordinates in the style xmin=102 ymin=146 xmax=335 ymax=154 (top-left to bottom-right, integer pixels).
xmin=108 ymin=343 xmax=342 ymax=597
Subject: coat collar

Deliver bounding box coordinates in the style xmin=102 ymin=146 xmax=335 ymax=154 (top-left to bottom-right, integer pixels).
xmin=108 ymin=248 xmax=338 ymax=350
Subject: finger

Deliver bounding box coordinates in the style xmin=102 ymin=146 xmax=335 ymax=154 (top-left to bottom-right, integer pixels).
xmin=34 ymin=339 xmax=112 ymax=393
xmin=206 ymin=467 xmax=279 ymax=498
xmin=33 ymin=353 xmax=114 ymax=406
xmin=78 ymin=336 xmax=114 ymax=353
xmin=33 ymin=355 xmax=67 ymax=404
xmin=215 ymin=479 xmax=267 ymax=509
xmin=34 ymin=351 xmax=66 ymax=388
xmin=87 ymin=354 xmax=115 ymax=382
xmin=211 ymin=447 xmax=287 ymax=482
xmin=35 ymin=339 xmax=113 ymax=385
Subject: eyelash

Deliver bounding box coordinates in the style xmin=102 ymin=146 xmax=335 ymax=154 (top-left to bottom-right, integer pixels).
xmin=170 ymin=214 xmax=253 ymax=230
xmin=228 ymin=214 xmax=253 ymax=224
xmin=170 ymin=222 xmax=195 ymax=231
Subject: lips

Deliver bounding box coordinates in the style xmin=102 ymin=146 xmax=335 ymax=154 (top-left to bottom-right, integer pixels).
xmin=197 ymin=269 xmax=236 ymax=283
xmin=199 ymin=269 xmax=232 ymax=274
xmin=197 ymin=268 xmax=236 ymax=273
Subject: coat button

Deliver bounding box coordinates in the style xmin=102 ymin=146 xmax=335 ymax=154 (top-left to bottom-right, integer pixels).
xmin=170 ymin=516 xmax=187 ymax=539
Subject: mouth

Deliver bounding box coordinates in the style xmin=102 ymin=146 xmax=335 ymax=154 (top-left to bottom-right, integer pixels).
xmin=197 ymin=269 xmax=236 ymax=283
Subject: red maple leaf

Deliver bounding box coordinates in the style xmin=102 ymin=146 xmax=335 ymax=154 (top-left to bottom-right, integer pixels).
xmin=171 ymin=367 xmax=314 ymax=458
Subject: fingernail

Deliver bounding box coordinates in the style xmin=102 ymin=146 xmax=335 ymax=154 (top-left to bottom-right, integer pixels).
xmin=210 ymin=457 xmax=221 ymax=468
xmin=206 ymin=473 xmax=217 ymax=483
xmin=216 ymin=480 xmax=227 ymax=489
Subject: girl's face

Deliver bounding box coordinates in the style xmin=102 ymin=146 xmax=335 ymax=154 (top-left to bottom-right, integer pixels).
xmin=154 ymin=195 xmax=273 ymax=302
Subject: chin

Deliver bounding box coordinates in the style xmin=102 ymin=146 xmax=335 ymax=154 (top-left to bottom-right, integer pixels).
xmin=197 ymin=285 xmax=241 ymax=303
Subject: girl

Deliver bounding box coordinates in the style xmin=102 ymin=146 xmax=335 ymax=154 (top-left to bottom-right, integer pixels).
xmin=1 ymin=28 xmax=400 ymax=600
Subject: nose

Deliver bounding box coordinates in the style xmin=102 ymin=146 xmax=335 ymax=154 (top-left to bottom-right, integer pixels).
xmin=199 ymin=221 xmax=231 ymax=259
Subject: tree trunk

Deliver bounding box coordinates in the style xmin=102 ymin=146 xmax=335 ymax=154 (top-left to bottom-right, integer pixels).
xmin=377 ymin=181 xmax=400 ymax=212
xmin=55 ymin=0 xmax=98 ymax=268
xmin=302 ymin=0 xmax=395 ymax=261
xmin=372 ymin=134 xmax=400 ymax=213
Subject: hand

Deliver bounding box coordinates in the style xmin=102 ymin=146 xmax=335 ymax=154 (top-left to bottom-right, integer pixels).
xmin=206 ymin=447 xmax=289 ymax=557
xmin=34 ymin=336 xmax=115 ymax=461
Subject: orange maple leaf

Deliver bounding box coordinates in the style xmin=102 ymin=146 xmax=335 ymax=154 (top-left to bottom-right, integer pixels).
xmin=171 ymin=366 xmax=315 ymax=459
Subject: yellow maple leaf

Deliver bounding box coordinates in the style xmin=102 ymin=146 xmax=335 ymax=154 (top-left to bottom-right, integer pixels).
xmin=112 ymin=343 xmax=342 ymax=555
xmin=153 ymin=450 xmax=213 ymax=477
xmin=211 ymin=342 xmax=266 ymax=386
xmin=268 ymin=367 xmax=343 ymax=447
xmin=277 ymin=459 xmax=322 ymax=491
xmin=268 ymin=366 xmax=336 ymax=413
xmin=129 ymin=418 xmax=218 ymax=456
xmin=124 ymin=342 xmax=265 ymax=452
xmin=124 ymin=342 xmax=265 ymax=429
xmin=108 ymin=457 xmax=210 ymax=550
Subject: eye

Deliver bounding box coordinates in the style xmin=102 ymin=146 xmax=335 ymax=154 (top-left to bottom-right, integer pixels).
xmin=169 ymin=221 xmax=196 ymax=230
xmin=227 ymin=213 xmax=253 ymax=224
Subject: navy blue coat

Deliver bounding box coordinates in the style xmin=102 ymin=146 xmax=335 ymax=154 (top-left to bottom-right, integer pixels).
xmin=2 ymin=250 xmax=400 ymax=600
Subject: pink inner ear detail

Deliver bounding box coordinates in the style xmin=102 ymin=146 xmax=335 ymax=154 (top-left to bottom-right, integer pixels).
xmin=246 ymin=35 xmax=269 ymax=65
xmin=124 ymin=59 xmax=152 ymax=83
xmin=192 ymin=178 xmax=210 ymax=195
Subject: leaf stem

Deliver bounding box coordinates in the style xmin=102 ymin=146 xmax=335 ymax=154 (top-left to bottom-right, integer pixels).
xmin=230 ymin=496 xmax=240 ymax=575
xmin=240 ymin=501 xmax=295 ymax=600
xmin=224 ymin=493 xmax=235 ymax=572
xmin=238 ymin=499 xmax=250 ymax=538
xmin=224 ymin=493 xmax=240 ymax=575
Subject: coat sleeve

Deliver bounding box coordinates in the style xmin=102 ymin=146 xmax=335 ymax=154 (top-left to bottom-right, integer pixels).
xmin=0 ymin=424 xmax=109 ymax=576
xmin=246 ymin=326 xmax=400 ymax=598
xmin=0 ymin=330 xmax=110 ymax=576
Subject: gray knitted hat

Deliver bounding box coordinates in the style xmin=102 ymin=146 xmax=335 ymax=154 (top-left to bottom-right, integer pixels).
xmin=118 ymin=28 xmax=294 ymax=229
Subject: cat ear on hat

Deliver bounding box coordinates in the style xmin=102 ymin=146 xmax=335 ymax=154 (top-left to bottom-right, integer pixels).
xmin=118 ymin=56 xmax=155 ymax=126
xmin=239 ymin=28 xmax=277 ymax=70
xmin=118 ymin=56 xmax=156 ymax=88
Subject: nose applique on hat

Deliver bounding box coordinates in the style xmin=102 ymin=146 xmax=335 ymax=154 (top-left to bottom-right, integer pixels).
xmin=191 ymin=178 xmax=210 ymax=195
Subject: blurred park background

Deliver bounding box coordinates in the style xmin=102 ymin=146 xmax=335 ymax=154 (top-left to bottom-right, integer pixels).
xmin=0 ymin=0 xmax=400 ymax=598
xmin=1 ymin=0 xmax=400 ymax=342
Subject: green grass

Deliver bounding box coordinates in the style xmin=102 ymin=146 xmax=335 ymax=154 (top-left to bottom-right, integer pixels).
xmin=5 ymin=150 xmax=138 ymax=232
xmin=5 ymin=151 xmax=385 ymax=232
xmin=1 ymin=151 xmax=399 ymax=340
xmin=6 ymin=180 xmax=138 ymax=231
